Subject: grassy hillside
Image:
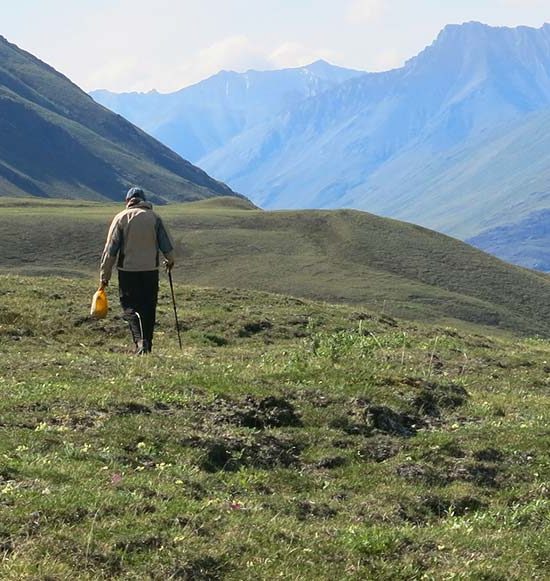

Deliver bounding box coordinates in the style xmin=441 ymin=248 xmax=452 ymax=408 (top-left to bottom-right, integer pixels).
xmin=0 ymin=35 xmax=237 ymax=203
xmin=0 ymin=198 xmax=549 ymax=337
xmin=0 ymin=274 xmax=548 ymax=579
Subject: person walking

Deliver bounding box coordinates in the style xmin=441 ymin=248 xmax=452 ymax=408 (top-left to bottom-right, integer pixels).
xmin=99 ymin=187 xmax=175 ymax=354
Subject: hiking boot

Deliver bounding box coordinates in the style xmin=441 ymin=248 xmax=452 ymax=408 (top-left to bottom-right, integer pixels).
xmin=135 ymin=340 xmax=151 ymax=356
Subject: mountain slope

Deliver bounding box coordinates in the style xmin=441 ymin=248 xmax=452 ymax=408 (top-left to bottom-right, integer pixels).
xmin=0 ymin=35 xmax=238 ymax=202
xmin=340 ymin=107 xmax=550 ymax=239
xmin=197 ymin=23 xmax=550 ymax=242
xmin=1 ymin=197 xmax=549 ymax=337
xmin=90 ymin=61 xmax=364 ymax=163
xmin=467 ymin=207 xmax=550 ymax=271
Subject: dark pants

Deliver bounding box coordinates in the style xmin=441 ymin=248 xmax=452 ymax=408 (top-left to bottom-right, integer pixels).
xmin=118 ymin=270 xmax=159 ymax=353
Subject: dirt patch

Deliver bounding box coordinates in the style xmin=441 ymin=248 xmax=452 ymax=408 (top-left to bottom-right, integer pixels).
xmin=0 ymin=537 xmax=14 ymax=555
xmin=0 ymin=307 xmax=33 ymax=338
xmin=427 ymin=354 xmax=445 ymax=373
xmin=56 ymin=412 xmax=106 ymax=430
xmin=152 ymin=401 xmax=186 ymax=414
xmin=113 ymin=402 xmax=152 ymax=416
xmin=287 ymin=316 xmax=310 ymax=336
xmin=474 ymin=448 xmax=505 ymax=462
xmin=238 ymin=320 xmax=272 ymax=337
xmin=203 ymin=333 xmax=229 ymax=346
xmin=378 ymin=315 xmax=399 ymax=327
xmin=168 ymin=556 xmax=227 ymax=580
xmin=200 ymin=395 xmax=302 ymax=429
xmin=342 ymin=400 xmax=421 ymax=438
xmin=314 ymin=456 xmax=347 ymax=469
xmin=0 ymin=531 xmax=15 ymax=556
xmin=173 ymin=480 xmax=209 ymax=501
xmin=395 ymin=463 xmax=444 ymax=486
xmin=73 ymin=315 xmax=94 ymax=327
xmin=403 ymin=378 xmax=469 ymax=417
xmin=366 ymin=405 xmax=419 ymax=437
xmin=349 ymin=311 xmax=375 ymax=322
xmin=20 ymin=401 xmax=152 ymax=432
xmin=418 ymin=441 xmax=467 ymax=464
xmin=186 ymin=434 xmax=303 ymax=472
xmin=422 ymin=495 xmax=487 ymax=517
xmin=171 ymin=515 xmax=212 ymax=537
xmin=449 ymin=462 xmax=501 ymax=487
xmin=397 ymin=458 xmax=502 ymax=488
xmin=331 ymin=437 xmax=355 ymax=449
xmin=399 ymin=495 xmax=486 ymax=523
xmin=2 ymin=327 xmax=33 ymax=339
xmin=0 ymin=467 xmax=19 ymax=482
xmin=359 ymin=436 xmax=402 ymax=462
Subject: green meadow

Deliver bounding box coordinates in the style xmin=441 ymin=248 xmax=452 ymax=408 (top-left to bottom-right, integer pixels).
xmin=0 ymin=274 xmax=549 ymax=579
xmin=0 ymin=198 xmax=549 ymax=579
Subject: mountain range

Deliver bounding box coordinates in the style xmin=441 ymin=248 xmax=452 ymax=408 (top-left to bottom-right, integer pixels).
xmin=0 ymin=35 xmax=237 ymax=203
xmin=92 ymin=22 xmax=550 ymax=270
xmin=91 ymin=60 xmax=363 ymax=164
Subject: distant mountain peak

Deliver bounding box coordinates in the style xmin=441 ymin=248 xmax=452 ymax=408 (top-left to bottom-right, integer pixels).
xmin=302 ymin=59 xmax=363 ymax=76
xmin=213 ymin=60 xmax=362 ymax=77
xmin=91 ymin=58 xmax=365 ymax=162
xmin=304 ymin=59 xmax=334 ymax=71
xmin=405 ymin=19 xmax=550 ymax=74
xmin=440 ymin=20 xmax=490 ymax=32
xmin=436 ymin=20 xmax=550 ymax=42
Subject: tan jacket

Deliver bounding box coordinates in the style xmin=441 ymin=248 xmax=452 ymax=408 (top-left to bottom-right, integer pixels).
xmin=100 ymin=200 xmax=175 ymax=283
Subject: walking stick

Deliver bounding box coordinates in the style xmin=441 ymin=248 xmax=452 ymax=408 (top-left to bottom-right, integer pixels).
xmin=168 ymin=269 xmax=183 ymax=350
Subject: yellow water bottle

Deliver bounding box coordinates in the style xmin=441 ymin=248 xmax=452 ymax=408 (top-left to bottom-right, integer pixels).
xmin=90 ymin=288 xmax=108 ymax=319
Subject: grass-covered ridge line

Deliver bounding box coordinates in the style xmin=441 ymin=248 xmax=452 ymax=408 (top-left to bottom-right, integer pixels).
xmin=0 ymin=275 xmax=549 ymax=579
xmin=1 ymin=197 xmax=549 ymax=337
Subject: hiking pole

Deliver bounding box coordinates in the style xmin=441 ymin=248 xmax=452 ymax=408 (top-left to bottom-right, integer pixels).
xmin=167 ymin=269 xmax=183 ymax=350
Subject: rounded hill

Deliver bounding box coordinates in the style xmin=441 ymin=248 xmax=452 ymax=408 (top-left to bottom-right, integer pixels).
xmin=0 ymin=198 xmax=548 ymax=337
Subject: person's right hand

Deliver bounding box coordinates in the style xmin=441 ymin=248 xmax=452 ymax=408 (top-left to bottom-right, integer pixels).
xmin=99 ymin=279 xmax=108 ymax=290
xmin=164 ymin=258 xmax=175 ymax=272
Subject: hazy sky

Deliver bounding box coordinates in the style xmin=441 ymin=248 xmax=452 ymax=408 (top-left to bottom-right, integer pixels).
xmin=2 ymin=0 xmax=550 ymax=93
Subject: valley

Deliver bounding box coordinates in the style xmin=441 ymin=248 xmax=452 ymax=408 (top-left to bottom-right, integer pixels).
xmin=1 ymin=14 xmax=549 ymax=578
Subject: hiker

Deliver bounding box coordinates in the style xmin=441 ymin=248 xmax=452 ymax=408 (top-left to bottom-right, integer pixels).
xmin=99 ymin=187 xmax=175 ymax=354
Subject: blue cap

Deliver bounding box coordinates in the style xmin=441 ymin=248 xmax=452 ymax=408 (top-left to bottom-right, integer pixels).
xmin=126 ymin=187 xmax=146 ymax=202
